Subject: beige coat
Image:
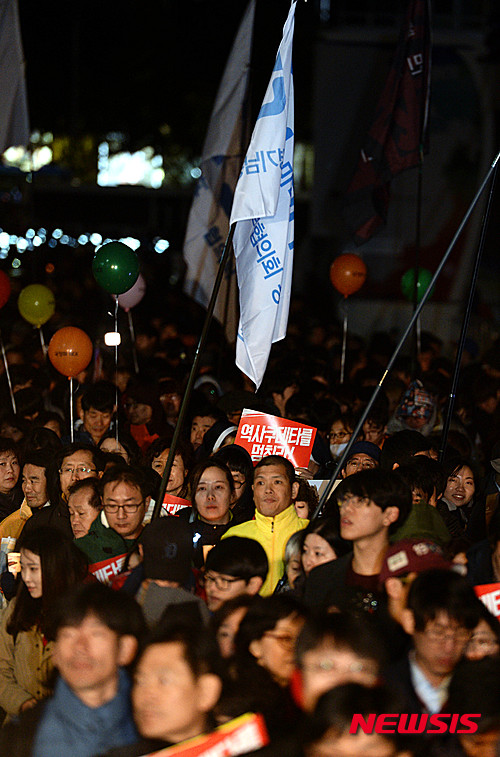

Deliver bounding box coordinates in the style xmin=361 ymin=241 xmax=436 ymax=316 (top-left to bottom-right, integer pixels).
xmin=0 ymin=599 xmax=53 ymax=717
xmin=0 ymin=499 xmax=32 ymax=544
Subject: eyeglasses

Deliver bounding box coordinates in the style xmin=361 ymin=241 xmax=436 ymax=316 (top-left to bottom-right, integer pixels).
xmin=328 ymin=430 xmax=351 ymax=441
xmin=203 ymin=573 xmax=243 ymax=591
xmin=339 ymin=496 xmax=371 ymax=510
xmin=422 ymin=625 xmax=472 ymax=645
xmin=301 ymin=659 xmax=378 ymax=677
xmin=345 ymin=459 xmax=377 ymax=471
xmin=59 ymin=466 xmax=96 ymax=476
xmin=263 ymin=631 xmax=298 ymax=650
xmin=103 ymin=502 xmax=144 ymax=514
xmin=232 ymin=479 xmax=245 ymax=490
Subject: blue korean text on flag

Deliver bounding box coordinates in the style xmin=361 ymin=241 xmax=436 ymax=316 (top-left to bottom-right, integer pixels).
xmin=230 ymin=1 xmax=296 ymax=389
xmin=183 ymin=0 xmax=256 ymax=343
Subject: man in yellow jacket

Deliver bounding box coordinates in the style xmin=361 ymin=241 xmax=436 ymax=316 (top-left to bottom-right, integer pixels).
xmin=223 ymin=455 xmax=308 ymax=595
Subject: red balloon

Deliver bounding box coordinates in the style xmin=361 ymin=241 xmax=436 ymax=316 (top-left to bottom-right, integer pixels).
xmin=0 ymin=271 xmax=11 ymax=309
xmin=48 ymin=327 xmax=93 ymax=377
xmin=330 ymin=254 xmax=367 ymax=297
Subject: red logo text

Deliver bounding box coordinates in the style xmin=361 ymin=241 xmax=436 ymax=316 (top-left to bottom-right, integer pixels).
xmin=350 ymin=713 xmax=481 ymax=735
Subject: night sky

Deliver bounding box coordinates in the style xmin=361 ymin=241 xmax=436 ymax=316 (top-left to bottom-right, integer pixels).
xmin=19 ymin=0 xmax=313 ymax=153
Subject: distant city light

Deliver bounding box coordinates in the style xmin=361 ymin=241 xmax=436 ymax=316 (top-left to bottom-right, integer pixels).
xmin=97 ymin=144 xmax=165 ymax=188
xmin=119 ymin=237 xmax=140 ymax=251
xmin=154 ymin=239 xmax=170 ymax=254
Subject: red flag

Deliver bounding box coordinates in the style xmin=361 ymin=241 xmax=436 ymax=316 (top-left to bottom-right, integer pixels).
xmin=343 ymin=0 xmax=431 ymax=245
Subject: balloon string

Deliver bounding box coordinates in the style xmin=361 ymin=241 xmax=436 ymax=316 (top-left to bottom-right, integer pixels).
xmin=114 ymin=296 xmax=119 ymax=443
xmin=38 ymin=327 xmax=47 ymax=358
xmin=69 ymin=377 xmax=74 ymax=443
xmin=416 ymin=315 xmax=421 ymax=356
xmin=340 ymin=298 xmax=348 ymax=384
xmin=128 ymin=310 xmax=139 ymax=374
xmin=0 ymin=330 xmax=16 ymax=413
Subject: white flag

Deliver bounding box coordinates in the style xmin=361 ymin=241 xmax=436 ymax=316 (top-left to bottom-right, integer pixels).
xmin=230 ymin=1 xmax=296 ymax=389
xmin=183 ymin=0 xmax=256 ymax=343
xmin=0 ymin=0 xmax=29 ymax=153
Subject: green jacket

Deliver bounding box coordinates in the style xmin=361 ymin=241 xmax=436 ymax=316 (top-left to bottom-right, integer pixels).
xmin=75 ymin=512 xmax=129 ymax=583
xmin=223 ymin=505 xmax=308 ymax=596
xmin=391 ymin=500 xmax=451 ymax=547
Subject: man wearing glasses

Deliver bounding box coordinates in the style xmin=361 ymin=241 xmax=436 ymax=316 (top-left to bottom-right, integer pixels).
xmin=23 ymin=444 xmax=101 ymax=540
xmin=203 ymin=536 xmax=268 ymax=611
xmin=74 ymin=466 xmax=150 ymax=584
xmin=58 ymin=443 xmax=101 ymax=499
xmin=101 ymin=467 xmax=150 ymax=546
xmin=386 ymin=569 xmax=482 ymax=715
xmin=303 ymin=469 xmax=411 ymax=616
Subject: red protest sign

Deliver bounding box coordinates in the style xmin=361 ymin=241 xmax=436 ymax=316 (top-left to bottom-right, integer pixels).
xmin=474 ymin=583 xmax=500 ymax=620
xmin=89 ymin=553 xmax=127 ymax=585
xmin=235 ymin=409 xmax=316 ymax=467
xmin=162 ymin=494 xmax=192 ymax=516
xmin=140 ymin=712 xmax=268 ymax=756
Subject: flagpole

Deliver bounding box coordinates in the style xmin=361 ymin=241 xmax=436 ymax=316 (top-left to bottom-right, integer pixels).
xmin=217 ymin=250 xmax=234 ymax=381
xmin=412 ymin=151 xmax=424 ymax=372
xmin=439 ymin=162 xmax=498 ymax=463
xmin=312 ymin=149 xmax=500 ymax=520
xmin=152 ymin=225 xmax=236 ymax=520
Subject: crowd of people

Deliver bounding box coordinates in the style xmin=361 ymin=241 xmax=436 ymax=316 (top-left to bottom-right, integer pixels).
xmin=0 ymin=314 xmax=498 ymax=756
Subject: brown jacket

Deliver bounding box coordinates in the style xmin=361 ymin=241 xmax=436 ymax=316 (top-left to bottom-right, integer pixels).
xmin=0 ymin=599 xmax=53 ymax=718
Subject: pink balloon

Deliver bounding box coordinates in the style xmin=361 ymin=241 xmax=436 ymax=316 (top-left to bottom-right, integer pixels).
xmin=117 ymin=274 xmax=146 ymax=311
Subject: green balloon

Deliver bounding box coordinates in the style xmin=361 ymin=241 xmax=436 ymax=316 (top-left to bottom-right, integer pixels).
xmin=92 ymin=241 xmax=140 ymax=295
xmin=401 ymin=268 xmax=434 ymax=303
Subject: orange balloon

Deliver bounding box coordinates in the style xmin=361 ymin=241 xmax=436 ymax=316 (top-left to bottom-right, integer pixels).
xmin=330 ymin=254 xmax=367 ymax=297
xmin=48 ymin=327 xmax=93 ymax=377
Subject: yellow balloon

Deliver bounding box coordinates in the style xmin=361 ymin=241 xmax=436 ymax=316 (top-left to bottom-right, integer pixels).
xmin=18 ymin=284 xmax=55 ymax=327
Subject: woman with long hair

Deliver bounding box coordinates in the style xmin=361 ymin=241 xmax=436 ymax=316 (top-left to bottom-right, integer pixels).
xmin=0 ymin=526 xmax=88 ymax=719
xmin=182 ymin=458 xmax=235 ymax=567
xmin=213 ymin=444 xmax=255 ymax=525
xmin=437 ymin=458 xmax=484 ymax=543
xmin=301 ymin=518 xmax=350 ymax=578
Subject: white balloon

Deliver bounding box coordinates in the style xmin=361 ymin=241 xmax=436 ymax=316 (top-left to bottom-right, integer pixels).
xmin=117 ymin=274 xmax=146 ymax=310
